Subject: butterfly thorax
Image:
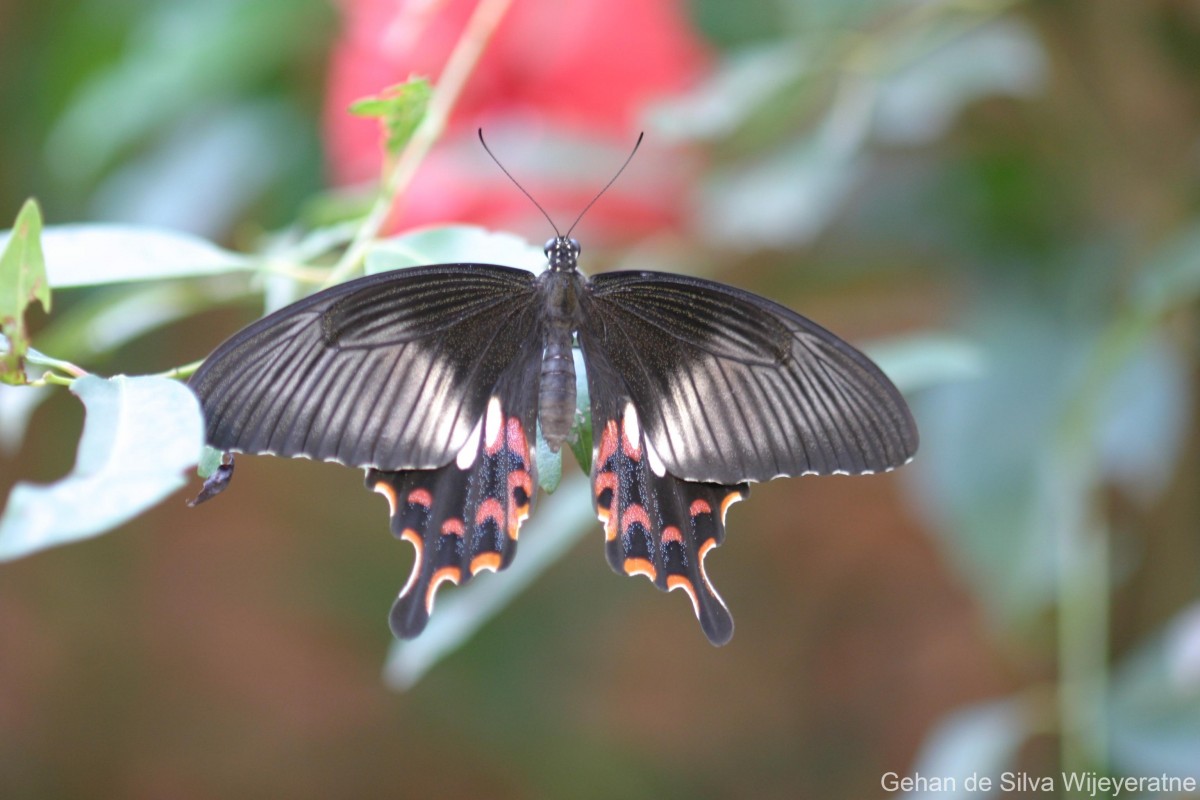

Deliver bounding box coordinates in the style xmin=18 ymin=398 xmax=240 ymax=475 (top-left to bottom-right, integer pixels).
xmin=537 ymin=237 xmax=586 ymax=452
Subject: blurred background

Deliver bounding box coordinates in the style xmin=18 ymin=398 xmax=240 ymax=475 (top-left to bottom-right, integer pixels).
xmin=2 ymin=0 xmax=1199 ymax=797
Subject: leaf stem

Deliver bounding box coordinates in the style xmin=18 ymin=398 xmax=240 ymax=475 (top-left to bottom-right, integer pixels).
xmin=321 ymin=0 xmax=514 ymax=289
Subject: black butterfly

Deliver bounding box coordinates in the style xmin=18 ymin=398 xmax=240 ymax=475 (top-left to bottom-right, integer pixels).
xmin=187 ymin=140 xmax=918 ymax=646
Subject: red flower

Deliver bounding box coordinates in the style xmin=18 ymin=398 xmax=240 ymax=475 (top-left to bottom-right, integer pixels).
xmin=324 ymin=0 xmax=711 ymax=240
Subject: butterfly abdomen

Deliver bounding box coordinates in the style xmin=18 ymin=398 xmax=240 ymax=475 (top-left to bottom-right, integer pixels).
xmin=537 ymin=270 xmax=585 ymax=452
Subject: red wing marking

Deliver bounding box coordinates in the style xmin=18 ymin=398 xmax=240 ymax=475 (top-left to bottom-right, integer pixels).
xmin=470 ymin=552 xmax=502 ymax=575
xmin=623 ymin=557 xmax=657 ymax=581
xmin=365 ymin=385 xmax=539 ymax=639
xmin=590 ymin=401 xmax=749 ymax=646
xmin=475 ymin=497 xmax=504 ymax=527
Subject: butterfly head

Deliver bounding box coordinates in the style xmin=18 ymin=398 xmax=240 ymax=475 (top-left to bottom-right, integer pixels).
xmin=545 ymin=236 xmax=581 ymax=273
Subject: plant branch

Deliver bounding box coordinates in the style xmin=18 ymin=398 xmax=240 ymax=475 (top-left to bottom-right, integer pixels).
xmin=321 ymin=0 xmax=513 ymax=289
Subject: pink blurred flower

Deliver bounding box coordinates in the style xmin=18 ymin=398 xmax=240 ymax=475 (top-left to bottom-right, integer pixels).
xmin=324 ymin=0 xmax=711 ymax=240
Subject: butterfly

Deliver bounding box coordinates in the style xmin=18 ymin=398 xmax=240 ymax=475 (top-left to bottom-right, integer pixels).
xmin=187 ymin=135 xmax=918 ymax=646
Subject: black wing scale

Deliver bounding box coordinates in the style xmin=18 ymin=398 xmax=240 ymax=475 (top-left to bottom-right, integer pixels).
xmin=581 ymin=270 xmax=917 ymax=484
xmin=189 ymin=264 xmax=538 ymax=470
xmin=365 ymin=336 xmax=540 ymax=638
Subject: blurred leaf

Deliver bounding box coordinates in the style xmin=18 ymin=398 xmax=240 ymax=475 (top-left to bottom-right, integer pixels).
xmin=863 ymin=334 xmax=984 ymax=394
xmin=650 ymin=43 xmax=810 ymax=141
xmin=0 ymin=199 xmax=50 ymax=385
xmin=384 ymin=475 xmax=596 ymax=690
xmin=0 ymin=224 xmax=249 ymax=287
xmin=568 ymin=348 xmax=593 ymax=474
xmin=350 ymin=78 xmax=432 ymax=160
xmin=874 ymin=20 xmax=1047 ymax=146
xmin=197 ymin=444 xmax=225 ymax=480
xmin=1133 ymin=224 xmax=1200 ymax=320
xmin=1108 ymin=603 xmax=1200 ymax=775
xmin=89 ymin=101 xmax=312 ymax=239
xmin=902 ymin=696 xmax=1033 ymax=800
xmin=0 ymin=374 xmax=203 ymax=561
xmin=46 ymin=0 xmax=330 ymax=187
xmin=1093 ymin=335 xmax=1191 ymax=502
xmin=697 ymin=85 xmax=871 ymax=248
xmin=0 ymin=384 xmax=51 ymax=455
xmin=910 ymin=304 xmax=1082 ymax=621
xmin=367 ymin=224 xmax=546 ymax=274
xmin=535 ymin=428 xmax=563 ymax=493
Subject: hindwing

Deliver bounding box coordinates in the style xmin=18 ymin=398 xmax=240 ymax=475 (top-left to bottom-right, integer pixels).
xmin=583 ymin=347 xmax=748 ymax=645
xmin=366 ymin=339 xmax=541 ymax=638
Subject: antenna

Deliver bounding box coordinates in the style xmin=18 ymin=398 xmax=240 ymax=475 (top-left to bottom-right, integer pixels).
xmin=478 ymin=129 xmax=645 ymax=238
xmin=478 ymin=129 xmax=561 ymax=237
xmin=566 ymin=132 xmax=643 ymax=237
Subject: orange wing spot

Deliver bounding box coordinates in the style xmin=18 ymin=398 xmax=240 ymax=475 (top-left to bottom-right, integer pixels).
xmin=475 ymin=498 xmax=504 ymax=527
xmin=719 ymin=490 xmax=745 ymax=523
xmin=689 ymin=499 xmax=712 ymax=517
xmin=398 ymin=529 xmax=424 ymax=599
xmin=620 ymin=503 xmax=651 ymax=536
xmin=470 ymin=552 xmax=502 ymax=575
xmin=371 ymin=481 xmax=397 ymax=516
xmin=441 ymin=518 xmax=465 ymax=537
xmin=505 ymin=418 xmax=528 ymax=461
xmin=596 ymin=420 xmax=620 ymax=467
xmin=601 ymin=511 xmax=617 ymax=541
xmin=623 ymin=557 xmax=657 ymax=581
xmin=593 ymin=472 xmax=618 ymax=505
xmin=507 ymin=505 xmax=530 ymax=541
xmin=667 ymin=575 xmax=701 ymax=619
xmin=661 ymin=526 xmax=684 ymax=545
xmin=425 ymin=566 xmax=462 ymax=614
xmin=407 ymin=488 xmax=433 ymax=508
xmin=506 ymin=471 xmax=532 ymax=541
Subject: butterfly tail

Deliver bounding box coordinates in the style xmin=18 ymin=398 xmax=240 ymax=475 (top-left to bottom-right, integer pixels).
xmin=591 ymin=392 xmax=747 ymax=646
xmin=366 ymin=350 xmax=540 ymax=639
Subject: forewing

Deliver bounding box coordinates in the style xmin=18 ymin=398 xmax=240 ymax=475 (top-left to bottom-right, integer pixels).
xmin=189 ymin=264 xmax=539 ymax=470
xmin=366 ymin=341 xmax=540 ymax=638
xmin=581 ymin=271 xmax=918 ymax=484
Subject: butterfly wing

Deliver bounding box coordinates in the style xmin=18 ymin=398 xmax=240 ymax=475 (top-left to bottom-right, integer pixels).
xmin=189 ymin=264 xmax=544 ymax=638
xmin=582 ymin=345 xmax=748 ymax=645
xmin=577 ymin=270 xmax=917 ymax=644
xmin=581 ymin=270 xmax=917 ymax=484
xmin=366 ymin=333 xmax=541 ymax=638
xmin=189 ymin=264 xmax=540 ymax=470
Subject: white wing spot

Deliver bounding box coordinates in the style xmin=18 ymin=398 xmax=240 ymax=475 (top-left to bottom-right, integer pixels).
xmin=645 ymin=435 xmax=667 ymax=477
xmin=484 ymin=396 xmax=503 ymax=450
xmin=456 ymin=414 xmax=483 ymax=469
xmin=622 ymin=402 xmax=641 ymax=450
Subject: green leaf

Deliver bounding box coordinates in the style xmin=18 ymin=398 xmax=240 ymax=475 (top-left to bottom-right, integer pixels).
xmin=0 ymin=199 xmax=50 ymax=385
xmin=535 ymin=427 xmax=563 ymax=493
xmin=1108 ymin=603 xmax=1200 ymax=775
xmin=367 ymin=224 xmax=546 ymax=275
xmin=0 ymin=375 xmax=204 ymax=561
xmin=0 ymin=224 xmax=250 ymax=287
xmin=568 ymin=348 xmax=593 ymax=474
xmin=349 ymin=78 xmax=432 ymax=160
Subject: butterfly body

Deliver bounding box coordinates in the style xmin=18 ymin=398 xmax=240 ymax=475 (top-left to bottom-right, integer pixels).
xmin=533 ymin=236 xmax=587 ymax=452
xmin=189 ymin=234 xmax=917 ymax=645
